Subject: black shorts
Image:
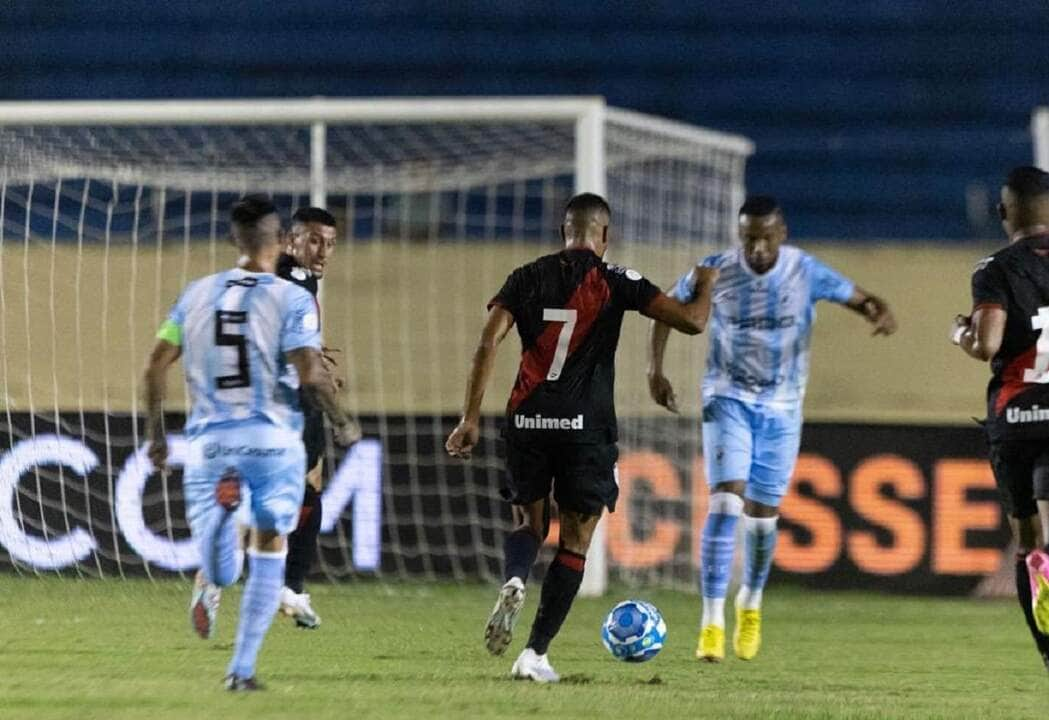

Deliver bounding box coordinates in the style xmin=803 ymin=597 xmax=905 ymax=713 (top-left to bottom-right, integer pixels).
xmin=302 ymin=406 xmax=326 ymax=471
xmin=988 ymin=439 xmax=1049 ymax=518
xmin=503 ymin=438 xmax=619 ymax=515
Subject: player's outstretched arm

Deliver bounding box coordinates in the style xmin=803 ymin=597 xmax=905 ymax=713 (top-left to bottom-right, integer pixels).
xmin=446 ymin=305 xmax=515 ymax=460
xmin=143 ymin=339 xmax=182 ymax=470
xmin=287 ymin=347 xmax=361 ymax=447
xmin=647 ymin=318 xmax=678 ymax=413
xmin=844 ymin=287 xmax=897 ymax=336
xmin=950 ymin=307 xmax=1006 ymax=361
xmin=641 ymin=266 xmax=720 ymax=336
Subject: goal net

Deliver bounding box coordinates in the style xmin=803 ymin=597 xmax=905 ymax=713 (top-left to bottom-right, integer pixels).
xmin=0 ymin=98 xmax=751 ymax=592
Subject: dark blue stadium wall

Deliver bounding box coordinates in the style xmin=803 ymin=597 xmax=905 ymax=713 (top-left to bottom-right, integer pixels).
xmin=3 ymin=0 xmax=1049 ymax=238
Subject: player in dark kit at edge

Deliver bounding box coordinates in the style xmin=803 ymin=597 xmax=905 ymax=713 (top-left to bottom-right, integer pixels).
xmin=446 ymin=193 xmax=719 ymax=682
xmin=952 ymin=166 xmax=1049 ymax=672
xmin=275 ymin=207 xmax=360 ymax=628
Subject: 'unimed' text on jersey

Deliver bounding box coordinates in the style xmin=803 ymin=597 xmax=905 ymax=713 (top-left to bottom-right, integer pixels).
xmin=971 ymin=236 xmax=1049 ymax=442
xmin=490 ymin=249 xmax=661 ymax=443
xmin=671 ymin=245 xmax=854 ymax=409
xmin=159 ymin=267 xmax=322 ymax=437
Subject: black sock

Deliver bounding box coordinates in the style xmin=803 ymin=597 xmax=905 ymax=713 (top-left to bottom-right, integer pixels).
xmin=504 ymin=527 xmax=542 ymax=583
xmin=1015 ymin=552 xmax=1049 ymax=664
xmin=285 ymin=484 xmax=322 ymax=594
xmin=526 ymin=549 xmax=585 ymax=655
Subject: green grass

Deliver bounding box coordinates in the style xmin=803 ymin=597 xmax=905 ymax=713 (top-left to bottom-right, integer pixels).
xmin=0 ymin=578 xmax=1043 ymax=719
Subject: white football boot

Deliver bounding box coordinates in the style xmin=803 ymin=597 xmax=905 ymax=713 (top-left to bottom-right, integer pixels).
xmin=189 ymin=570 xmax=221 ymax=640
xmin=484 ymin=577 xmax=526 ymax=656
xmin=510 ymin=647 xmax=560 ymax=683
xmin=279 ymin=586 xmax=321 ymax=629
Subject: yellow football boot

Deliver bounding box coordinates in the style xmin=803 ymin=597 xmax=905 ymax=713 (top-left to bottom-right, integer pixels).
xmin=696 ymin=624 xmax=725 ymax=662
xmin=733 ymin=607 xmax=762 ymax=660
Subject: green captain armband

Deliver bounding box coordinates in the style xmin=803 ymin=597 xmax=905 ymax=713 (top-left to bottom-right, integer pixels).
xmin=155 ymin=319 xmax=182 ymax=346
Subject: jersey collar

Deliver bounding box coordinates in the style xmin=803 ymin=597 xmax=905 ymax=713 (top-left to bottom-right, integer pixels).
xmin=737 ymin=246 xmax=785 ymax=281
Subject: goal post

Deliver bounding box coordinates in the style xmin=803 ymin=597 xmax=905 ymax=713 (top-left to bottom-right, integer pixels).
xmin=1035 ymin=107 xmax=1049 ymax=171
xmin=0 ymin=97 xmax=752 ymax=595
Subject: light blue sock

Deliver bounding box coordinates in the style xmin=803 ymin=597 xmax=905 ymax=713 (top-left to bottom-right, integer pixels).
xmin=739 ymin=515 xmax=778 ymax=609
xmin=227 ymin=550 xmax=286 ymax=679
xmin=199 ymin=506 xmax=242 ymax=587
xmin=700 ymin=492 xmax=744 ymax=602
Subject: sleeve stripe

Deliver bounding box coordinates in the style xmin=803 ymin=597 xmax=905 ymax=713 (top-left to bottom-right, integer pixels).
xmin=972 ymin=302 xmax=1004 ymax=313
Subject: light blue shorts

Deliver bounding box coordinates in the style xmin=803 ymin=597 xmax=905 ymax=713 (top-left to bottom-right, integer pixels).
xmin=183 ymin=420 xmax=306 ymax=537
xmin=701 ymin=396 xmax=802 ymax=508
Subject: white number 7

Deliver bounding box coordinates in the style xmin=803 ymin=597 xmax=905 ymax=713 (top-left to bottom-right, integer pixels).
xmin=1025 ymin=307 xmax=1049 ymax=383
xmin=543 ymin=308 xmax=577 ymax=381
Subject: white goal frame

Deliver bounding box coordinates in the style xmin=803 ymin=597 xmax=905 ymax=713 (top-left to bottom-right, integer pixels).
xmin=0 ymin=96 xmax=753 ymax=596
xmin=1035 ymin=107 xmax=1049 ymax=171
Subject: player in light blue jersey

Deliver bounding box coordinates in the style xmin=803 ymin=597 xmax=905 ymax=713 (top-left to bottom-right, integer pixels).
xmin=648 ymin=196 xmax=896 ymax=663
xmin=143 ymin=195 xmax=359 ymax=691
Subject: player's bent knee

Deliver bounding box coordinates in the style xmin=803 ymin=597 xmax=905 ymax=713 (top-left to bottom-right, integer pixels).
xmin=513 ymin=500 xmax=550 ymax=542
xmin=211 ymin=561 xmax=242 ymax=587
xmin=708 ymin=491 xmax=744 ymax=516
xmin=1034 ymin=471 xmax=1049 ymax=501
xmin=558 ymin=510 xmax=602 ymax=554
xmin=743 ymin=498 xmax=780 ymax=518
xmin=252 ymin=529 xmax=285 ymax=554
xmin=712 ymin=480 xmax=746 ymax=496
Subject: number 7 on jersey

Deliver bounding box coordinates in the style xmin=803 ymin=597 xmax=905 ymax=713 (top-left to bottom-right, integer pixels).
xmin=543 ymin=308 xmax=577 ymax=381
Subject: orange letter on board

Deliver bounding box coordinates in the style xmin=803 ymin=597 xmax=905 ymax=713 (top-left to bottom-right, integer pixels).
xmin=933 ymin=459 xmax=1001 ymax=575
xmin=776 ymin=454 xmax=842 ymax=573
xmin=847 ymin=455 xmax=926 ymax=575
xmin=607 ymin=451 xmax=682 ymax=569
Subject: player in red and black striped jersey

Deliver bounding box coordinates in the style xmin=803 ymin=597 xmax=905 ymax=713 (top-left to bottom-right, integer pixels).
xmin=952 ymin=166 xmax=1049 ymax=672
xmin=275 ymin=207 xmax=361 ymax=627
xmin=446 ymin=193 xmax=718 ymax=682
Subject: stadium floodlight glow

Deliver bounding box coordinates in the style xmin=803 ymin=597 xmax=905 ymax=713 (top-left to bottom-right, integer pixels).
xmin=0 ymin=96 xmax=753 ymax=594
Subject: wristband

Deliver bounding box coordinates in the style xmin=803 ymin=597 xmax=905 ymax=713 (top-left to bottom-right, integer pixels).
xmin=951 ymin=324 xmax=966 ymax=345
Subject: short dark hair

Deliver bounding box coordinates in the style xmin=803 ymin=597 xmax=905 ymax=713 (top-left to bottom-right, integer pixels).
xmin=739 ymin=195 xmax=780 ymax=217
xmin=564 ymin=192 xmax=611 ymax=219
xmin=1005 ymin=166 xmax=1049 ymax=200
xmin=230 ymin=193 xmax=278 ymax=228
xmin=292 ymin=206 xmax=337 ymax=227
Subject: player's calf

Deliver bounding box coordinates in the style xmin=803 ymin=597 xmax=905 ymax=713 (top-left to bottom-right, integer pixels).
xmin=522 ymin=547 xmax=586 ymax=659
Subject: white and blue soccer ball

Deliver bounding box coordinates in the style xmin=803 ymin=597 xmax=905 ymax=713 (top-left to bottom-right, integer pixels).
xmin=601 ymin=600 xmax=666 ymax=662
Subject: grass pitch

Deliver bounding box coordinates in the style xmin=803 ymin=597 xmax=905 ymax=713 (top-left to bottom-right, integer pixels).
xmin=0 ymin=578 xmax=1043 ymax=720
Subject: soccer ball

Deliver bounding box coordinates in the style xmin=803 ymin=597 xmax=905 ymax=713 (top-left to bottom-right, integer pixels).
xmin=601 ymin=600 xmax=666 ymax=662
